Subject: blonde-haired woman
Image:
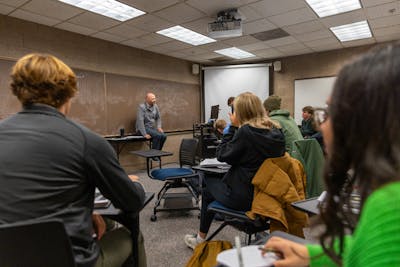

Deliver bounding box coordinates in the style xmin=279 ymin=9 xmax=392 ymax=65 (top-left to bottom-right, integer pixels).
xmin=185 ymin=92 xmax=285 ymax=249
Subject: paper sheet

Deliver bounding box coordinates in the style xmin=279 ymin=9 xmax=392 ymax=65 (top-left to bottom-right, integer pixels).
xmin=217 ymin=245 xmax=279 ymax=267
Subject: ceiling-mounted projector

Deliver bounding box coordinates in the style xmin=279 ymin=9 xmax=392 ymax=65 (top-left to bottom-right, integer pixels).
xmin=208 ymin=9 xmax=243 ymax=39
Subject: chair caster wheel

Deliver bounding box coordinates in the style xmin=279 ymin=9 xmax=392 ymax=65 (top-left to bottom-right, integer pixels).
xmin=150 ymin=215 xmax=157 ymax=221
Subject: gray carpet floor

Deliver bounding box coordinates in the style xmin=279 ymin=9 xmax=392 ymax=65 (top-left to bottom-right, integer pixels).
xmin=130 ymin=164 xmax=251 ymax=267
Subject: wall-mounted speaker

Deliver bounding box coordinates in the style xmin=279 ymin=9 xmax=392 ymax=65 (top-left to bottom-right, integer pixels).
xmin=273 ymin=61 xmax=282 ymax=72
xmin=192 ymin=64 xmax=200 ymax=75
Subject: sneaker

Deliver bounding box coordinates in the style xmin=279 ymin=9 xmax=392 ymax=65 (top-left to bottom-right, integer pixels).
xmin=184 ymin=234 xmax=202 ymax=249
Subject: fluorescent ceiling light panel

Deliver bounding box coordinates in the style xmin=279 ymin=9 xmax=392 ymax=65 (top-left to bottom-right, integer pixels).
xmin=306 ymin=0 xmax=361 ymax=18
xmin=157 ymin=26 xmax=216 ymax=46
xmin=58 ymin=0 xmax=145 ymax=21
xmin=330 ymin=20 xmax=372 ymax=42
xmin=214 ymin=47 xmax=256 ymax=59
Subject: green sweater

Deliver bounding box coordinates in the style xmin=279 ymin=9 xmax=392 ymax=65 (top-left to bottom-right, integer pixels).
xmin=307 ymin=181 xmax=400 ymax=266
xmin=269 ymin=109 xmax=303 ymax=152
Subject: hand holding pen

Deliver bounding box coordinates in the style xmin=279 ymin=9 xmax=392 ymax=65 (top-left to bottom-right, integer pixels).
xmin=261 ymin=237 xmax=310 ymax=267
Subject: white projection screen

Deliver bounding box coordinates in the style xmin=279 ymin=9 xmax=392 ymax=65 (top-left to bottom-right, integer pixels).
xmin=294 ymin=76 xmax=336 ymax=125
xmin=203 ymin=64 xmax=270 ymax=123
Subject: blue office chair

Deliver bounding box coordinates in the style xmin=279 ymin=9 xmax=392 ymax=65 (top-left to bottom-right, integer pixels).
xmin=206 ymin=201 xmax=270 ymax=245
xmin=149 ymin=138 xmax=200 ymax=221
xmin=0 ymin=220 xmax=75 ymax=267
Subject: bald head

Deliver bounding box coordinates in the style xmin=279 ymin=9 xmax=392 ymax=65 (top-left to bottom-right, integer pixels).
xmin=145 ymin=92 xmax=156 ymax=106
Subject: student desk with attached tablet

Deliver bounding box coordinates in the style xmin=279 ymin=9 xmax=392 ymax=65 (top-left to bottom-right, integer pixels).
xmin=95 ymin=192 xmax=154 ymax=267
xmin=105 ymin=135 xmax=152 ymax=159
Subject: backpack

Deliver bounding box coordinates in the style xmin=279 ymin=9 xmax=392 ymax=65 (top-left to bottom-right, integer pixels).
xmin=185 ymin=240 xmax=233 ymax=267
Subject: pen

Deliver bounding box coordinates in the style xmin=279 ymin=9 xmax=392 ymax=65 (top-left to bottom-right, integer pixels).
xmin=235 ymin=236 xmax=244 ymax=267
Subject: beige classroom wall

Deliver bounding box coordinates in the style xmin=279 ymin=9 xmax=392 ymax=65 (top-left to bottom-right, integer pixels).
xmin=0 ymin=15 xmax=200 ymax=171
xmin=272 ymin=44 xmax=379 ymax=113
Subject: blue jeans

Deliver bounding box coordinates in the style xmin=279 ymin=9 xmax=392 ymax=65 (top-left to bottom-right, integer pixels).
xmin=145 ymin=127 xmax=167 ymax=150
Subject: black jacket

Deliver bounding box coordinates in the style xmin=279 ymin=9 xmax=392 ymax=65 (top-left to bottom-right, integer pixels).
xmin=0 ymin=104 xmax=145 ymax=267
xmin=216 ymin=124 xmax=285 ymax=210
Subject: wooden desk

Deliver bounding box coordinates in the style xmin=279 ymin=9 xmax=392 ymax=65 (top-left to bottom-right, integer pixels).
xmin=95 ymin=192 xmax=154 ymax=267
xmin=105 ymin=135 xmax=151 ymax=159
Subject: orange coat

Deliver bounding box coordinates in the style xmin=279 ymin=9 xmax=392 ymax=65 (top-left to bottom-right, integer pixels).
xmin=246 ymin=153 xmax=308 ymax=237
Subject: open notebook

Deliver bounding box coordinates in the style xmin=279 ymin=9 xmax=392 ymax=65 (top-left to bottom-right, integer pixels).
xmin=217 ymin=245 xmax=279 ymax=267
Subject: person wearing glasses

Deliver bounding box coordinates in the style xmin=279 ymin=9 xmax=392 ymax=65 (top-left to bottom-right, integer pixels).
xmin=262 ymin=43 xmax=400 ymax=266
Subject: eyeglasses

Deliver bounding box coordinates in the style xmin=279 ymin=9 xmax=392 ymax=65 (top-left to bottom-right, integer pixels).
xmin=314 ymin=107 xmax=329 ymax=128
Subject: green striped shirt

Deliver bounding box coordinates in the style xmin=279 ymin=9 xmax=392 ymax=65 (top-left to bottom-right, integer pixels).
xmin=307 ymin=181 xmax=400 ymax=266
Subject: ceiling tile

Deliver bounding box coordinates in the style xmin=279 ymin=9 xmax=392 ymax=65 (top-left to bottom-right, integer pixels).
xmin=119 ymin=0 xmax=179 ymax=13
xmin=196 ymin=52 xmax=221 ymax=60
xmin=186 ymin=0 xmax=243 ymax=16
xmin=0 ymin=3 xmax=14 ymax=14
xmin=66 ymin=12 xmax=120 ymax=31
xmin=243 ymin=19 xmax=276 ymax=35
xmin=9 ymin=9 xmax=60 ymax=26
xmin=237 ymin=42 xmax=270 ymax=51
xmin=341 ymin=37 xmax=376 ymax=47
xmin=295 ymin=29 xmax=333 ymax=42
xmin=284 ymin=47 xmax=313 ymax=56
xmin=105 ymin=24 xmax=147 ymax=39
xmin=267 ymin=7 xmax=317 ymax=27
xmin=21 ymin=0 xmax=82 ymax=20
xmin=154 ymin=3 xmax=205 ymax=24
xmin=179 ymin=46 xmax=209 ymax=56
xmin=303 ymin=37 xmax=342 ymax=48
xmin=252 ymin=47 xmax=285 ymax=58
xmin=361 ymin=0 xmax=396 ymax=8
xmin=365 ymin=1 xmax=400 ymax=19
xmin=0 ymin=0 xmax=29 ymax=7
xmin=276 ymin=42 xmax=308 ymax=53
xmin=283 ymin=20 xmax=325 ymax=35
xmin=223 ymin=35 xmax=259 ymax=46
xmin=55 ymin=22 xmax=97 ymax=35
xmin=125 ymin=14 xmax=174 ymax=32
xmin=374 ymin=32 xmax=400 ymax=42
xmin=373 ymin=24 xmax=400 ymax=36
xmin=248 ymin=0 xmax=305 ymax=17
xmin=237 ymin=5 xmax=263 ymax=22
xmin=369 ymin=14 xmax=400 ymax=29
xmin=263 ymin=36 xmax=298 ymax=47
xmin=197 ymin=41 xmax=231 ymax=51
xmin=182 ymin=17 xmax=214 ymax=35
xmin=91 ymin=32 xmax=127 ymax=43
xmin=321 ymin=9 xmax=366 ymax=28
xmin=148 ymin=41 xmax=192 ymax=52
xmin=311 ymin=43 xmax=343 ymax=52
xmin=136 ymin=33 xmax=171 ymax=46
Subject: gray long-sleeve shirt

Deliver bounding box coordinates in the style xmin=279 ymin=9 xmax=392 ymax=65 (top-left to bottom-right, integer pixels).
xmin=136 ymin=102 xmax=162 ymax=136
xmin=0 ymin=104 xmax=145 ymax=267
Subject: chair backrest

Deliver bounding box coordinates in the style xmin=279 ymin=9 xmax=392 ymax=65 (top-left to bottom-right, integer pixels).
xmin=0 ymin=220 xmax=76 ymax=267
xmin=179 ymin=138 xmax=199 ymax=167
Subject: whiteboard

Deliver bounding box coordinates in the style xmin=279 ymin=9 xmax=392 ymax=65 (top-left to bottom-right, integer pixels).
xmin=294 ymin=77 xmax=336 ymax=125
xmin=203 ymin=64 xmax=270 ymax=123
